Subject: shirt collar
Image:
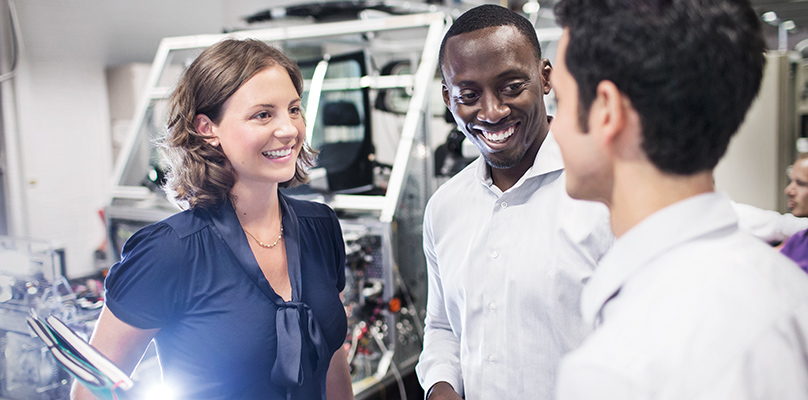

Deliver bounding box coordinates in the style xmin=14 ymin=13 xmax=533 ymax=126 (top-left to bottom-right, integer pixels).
xmin=474 ymin=130 xmax=565 ymax=193
xmin=580 ymin=191 xmax=739 ymax=326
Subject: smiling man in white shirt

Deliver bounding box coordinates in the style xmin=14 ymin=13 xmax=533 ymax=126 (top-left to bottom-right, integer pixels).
xmin=415 ymin=5 xmax=613 ymax=400
xmin=550 ymin=0 xmax=808 ymax=398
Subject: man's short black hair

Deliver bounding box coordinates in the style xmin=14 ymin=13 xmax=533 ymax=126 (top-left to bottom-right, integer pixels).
xmin=439 ymin=4 xmax=542 ymax=79
xmin=554 ymin=0 xmax=766 ymax=175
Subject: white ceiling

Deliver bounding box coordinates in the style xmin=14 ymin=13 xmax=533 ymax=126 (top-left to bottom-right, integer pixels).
xmin=13 ymin=0 xmax=276 ymax=66
xmin=11 ymin=0 xmax=808 ymax=69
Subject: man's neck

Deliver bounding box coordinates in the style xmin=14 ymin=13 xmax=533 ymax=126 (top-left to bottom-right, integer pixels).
xmin=609 ymin=163 xmax=714 ymax=238
xmin=490 ymin=163 xmax=531 ymax=192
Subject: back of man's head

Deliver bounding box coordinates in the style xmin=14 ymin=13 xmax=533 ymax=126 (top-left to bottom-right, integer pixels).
xmin=553 ymin=0 xmax=766 ymax=175
xmin=439 ymin=4 xmax=542 ymax=79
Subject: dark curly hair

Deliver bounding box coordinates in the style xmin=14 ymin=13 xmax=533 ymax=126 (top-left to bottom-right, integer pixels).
xmin=554 ymin=0 xmax=766 ymax=175
xmin=161 ymin=38 xmax=316 ymax=210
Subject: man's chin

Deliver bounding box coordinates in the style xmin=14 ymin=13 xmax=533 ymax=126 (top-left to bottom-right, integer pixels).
xmin=482 ymin=151 xmax=524 ymax=170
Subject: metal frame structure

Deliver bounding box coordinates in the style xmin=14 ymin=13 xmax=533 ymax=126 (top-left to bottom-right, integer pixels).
xmin=109 ymin=12 xmax=448 ymax=217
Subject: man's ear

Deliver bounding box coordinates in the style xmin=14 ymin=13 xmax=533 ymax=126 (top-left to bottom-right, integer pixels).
xmin=194 ymin=114 xmax=219 ymax=147
xmin=441 ymin=80 xmax=451 ymax=108
xmin=541 ymin=59 xmax=552 ymax=95
xmin=589 ymin=80 xmax=627 ymax=144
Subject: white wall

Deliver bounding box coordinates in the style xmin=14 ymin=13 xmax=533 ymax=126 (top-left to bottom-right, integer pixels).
xmin=3 ymin=0 xmax=239 ymax=277
xmin=13 ymin=57 xmax=113 ymax=277
xmin=714 ymin=52 xmax=793 ymax=213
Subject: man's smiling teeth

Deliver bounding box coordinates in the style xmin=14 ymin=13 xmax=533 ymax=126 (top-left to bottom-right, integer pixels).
xmin=263 ymin=148 xmax=292 ymax=158
xmin=482 ymin=126 xmax=515 ymax=143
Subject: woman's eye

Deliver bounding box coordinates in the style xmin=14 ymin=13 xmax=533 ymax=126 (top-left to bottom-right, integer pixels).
xmin=255 ymin=111 xmax=270 ymax=119
xmin=290 ymin=106 xmax=301 ymax=115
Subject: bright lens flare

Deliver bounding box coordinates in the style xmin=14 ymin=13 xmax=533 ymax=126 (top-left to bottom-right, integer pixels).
xmin=143 ymin=383 xmax=175 ymax=400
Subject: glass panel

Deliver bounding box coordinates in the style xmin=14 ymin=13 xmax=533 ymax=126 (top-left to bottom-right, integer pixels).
xmin=118 ymin=98 xmax=169 ymax=189
xmin=156 ymin=47 xmax=204 ymax=88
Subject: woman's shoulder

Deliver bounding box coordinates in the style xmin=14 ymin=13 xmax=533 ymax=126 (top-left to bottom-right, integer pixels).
xmin=282 ymin=194 xmax=336 ymax=219
xmin=119 ymin=208 xmax=211 ymax=253
xmin=159 ymin=207 xmax=214 ymax=237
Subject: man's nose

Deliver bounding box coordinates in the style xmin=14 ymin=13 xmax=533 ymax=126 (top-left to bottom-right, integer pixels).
xmin=786 ymin=182 xmax=796 ymax=196
xmin=477 ymin=92 xmax=509 ymax=124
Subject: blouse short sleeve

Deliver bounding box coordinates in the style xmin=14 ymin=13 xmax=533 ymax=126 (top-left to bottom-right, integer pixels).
xmin=104 ymin=222 xmax=184 ymax=329
xmin=327 ymin=206 xmax=347 ymax=293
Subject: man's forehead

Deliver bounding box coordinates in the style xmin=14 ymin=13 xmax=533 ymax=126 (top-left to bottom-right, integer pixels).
xmin=445 ymin=25 xmax=531 ymax=53
xmin=442 ymin=29 xmax=541 ymax=82
xmin=790 ymin=159 xmax=808 ymax=178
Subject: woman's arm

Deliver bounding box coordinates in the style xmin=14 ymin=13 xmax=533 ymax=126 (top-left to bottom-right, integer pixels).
xmin=70 ymin=305 xmax=159 ymax=400
xmin=326 ymin=346 xmax=354 ymax=400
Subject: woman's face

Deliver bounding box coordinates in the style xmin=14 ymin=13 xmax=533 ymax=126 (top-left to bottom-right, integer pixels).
xmin=209 ymin=65 xmax=305 ymax=187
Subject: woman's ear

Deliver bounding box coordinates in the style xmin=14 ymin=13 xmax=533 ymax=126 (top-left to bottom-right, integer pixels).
xmin=194 ymin=114 xmax=219 ymax=147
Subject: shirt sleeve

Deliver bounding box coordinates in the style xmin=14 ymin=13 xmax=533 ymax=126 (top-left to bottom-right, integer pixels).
xmin=104 ymin=222 xmax=183 ymax=329
xmin=415 ymin=200 xmax=465 ymax=398
xmin=327 ymin=206 xmax=346 ymax=292
xmin=733 ymin=201 xmax=808 ymax=244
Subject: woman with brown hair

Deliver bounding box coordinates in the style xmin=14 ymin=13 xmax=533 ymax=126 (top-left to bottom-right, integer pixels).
xmin=72 ymin=38 xmax=353 ymax=400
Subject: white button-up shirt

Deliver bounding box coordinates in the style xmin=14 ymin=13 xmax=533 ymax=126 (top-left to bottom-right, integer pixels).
xmin=557 ymin=192 xmax=808 ymax=400
xmin=416 ymin=133 xmax=613 ymax=400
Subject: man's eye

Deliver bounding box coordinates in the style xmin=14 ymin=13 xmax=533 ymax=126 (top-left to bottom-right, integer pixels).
xmin=457 ymin=92 xmax=478 ymax=103
xmin=503 ymin=82 xmax=526 ymax=93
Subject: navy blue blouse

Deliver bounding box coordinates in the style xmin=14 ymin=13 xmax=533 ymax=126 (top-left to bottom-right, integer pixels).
xmin=105 ymin=193 xmax=347 ymax=400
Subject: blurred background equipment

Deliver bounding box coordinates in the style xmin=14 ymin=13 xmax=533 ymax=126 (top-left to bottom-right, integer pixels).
xmin=0 ymin=237 xmax=101 ymax=399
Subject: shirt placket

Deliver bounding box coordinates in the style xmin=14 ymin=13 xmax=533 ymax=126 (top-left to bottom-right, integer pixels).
xmin=479 ymin=193 xmax=511 ymax=398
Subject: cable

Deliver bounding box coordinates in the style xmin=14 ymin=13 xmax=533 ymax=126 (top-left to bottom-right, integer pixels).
xmin=370 ymin=325 xmax=407 ymax=400
xmin=0 ymin=0 xmax=20 ymax=83
xmin=393 ymin=264 xmax=424 ymax=339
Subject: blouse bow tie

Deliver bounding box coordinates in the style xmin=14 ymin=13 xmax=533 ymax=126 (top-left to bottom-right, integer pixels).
xmin=270 ymin=301 xmax=331 ymax=387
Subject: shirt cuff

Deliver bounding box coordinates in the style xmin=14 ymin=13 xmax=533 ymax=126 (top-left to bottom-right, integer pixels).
xmin=420 ymin=366 xmax=464 ymax=399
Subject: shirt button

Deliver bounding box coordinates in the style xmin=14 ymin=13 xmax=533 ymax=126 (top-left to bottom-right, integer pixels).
xmin=488 ymin=355 xmax=495 ymax=362
xmin=501 ymin=201 xmax=508 ymax=209
xmin=491 ymin=250 xmax=499 ymax=258
xmin=488 ymin=302 xmax=496 ymax=310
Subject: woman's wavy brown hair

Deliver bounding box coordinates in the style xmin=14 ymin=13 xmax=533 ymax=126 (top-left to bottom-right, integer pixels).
xmin=161 ymin=38 xmax=316 ymax=210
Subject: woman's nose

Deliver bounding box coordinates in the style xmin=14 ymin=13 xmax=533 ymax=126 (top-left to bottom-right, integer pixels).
xmin=275 ymin=112 xmax=300 ymax=138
